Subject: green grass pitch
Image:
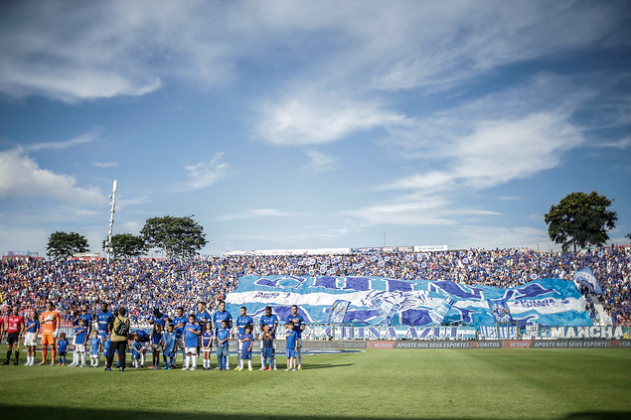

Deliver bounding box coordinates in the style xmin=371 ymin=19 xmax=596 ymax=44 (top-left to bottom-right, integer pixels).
xmin=0 ymin=349 xmax=630 ymax=420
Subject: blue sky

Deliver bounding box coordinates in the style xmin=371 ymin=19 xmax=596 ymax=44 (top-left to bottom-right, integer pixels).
xmin=1 ymin=0 xmax=630 ymax=257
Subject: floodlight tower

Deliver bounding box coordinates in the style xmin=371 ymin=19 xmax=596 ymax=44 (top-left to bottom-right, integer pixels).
xmin=106 ymin=180 xmax=118 ymax=263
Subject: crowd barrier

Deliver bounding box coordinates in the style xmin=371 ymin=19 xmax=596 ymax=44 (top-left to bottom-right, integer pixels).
xmin=8 ymin=323 xmax=629 ymax=345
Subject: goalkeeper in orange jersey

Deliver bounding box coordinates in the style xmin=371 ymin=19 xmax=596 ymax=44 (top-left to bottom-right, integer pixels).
xmin=39 ymin=301 xmax=60 ymax=365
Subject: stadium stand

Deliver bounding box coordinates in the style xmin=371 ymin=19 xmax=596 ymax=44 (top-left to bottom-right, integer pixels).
xmin=0 ymin=247 xmax=629 ymax=326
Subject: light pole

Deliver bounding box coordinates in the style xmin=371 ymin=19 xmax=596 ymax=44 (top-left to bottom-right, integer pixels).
xmin=105 ymin=180 xmax=118 ymax=263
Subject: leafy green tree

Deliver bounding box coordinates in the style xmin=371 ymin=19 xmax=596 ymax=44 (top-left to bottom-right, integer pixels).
xmin=544 ymin=191 xmax=617 ymax=252
xmin=102 ymin=233 xmax=147 ymax=260
xmin=626 ymin=232 xmax=631 ymax=244
xmin=140 ymin=215 xmax=207 ymax=259
xmin=46 ymin=231 xmax=89 ymax=260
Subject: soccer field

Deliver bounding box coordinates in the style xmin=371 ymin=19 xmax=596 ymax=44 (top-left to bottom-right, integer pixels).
xmin=0 ymin=349 xmax=629 ymax=420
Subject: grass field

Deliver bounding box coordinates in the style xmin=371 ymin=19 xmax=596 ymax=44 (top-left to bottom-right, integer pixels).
xmin=0 ymin=349 xmax=630 ymax=420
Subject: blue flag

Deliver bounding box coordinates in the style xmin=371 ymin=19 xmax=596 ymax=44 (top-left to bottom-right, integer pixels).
xmin=573 ymin=267 xmax=602 ymax=295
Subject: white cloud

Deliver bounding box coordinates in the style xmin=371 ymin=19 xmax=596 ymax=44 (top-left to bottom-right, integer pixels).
xmin=303 ymin=150 xmax=337 ymax=175
xmin=22 ymin=129 xmax=101 ymax=152
xmin=93 ymin=162 xmax=118 ymax=168
xmin=386 ymin=112 xmax=585 ymax=193
xmin=255 ymin=89 xmax=409 ymax=145
xmin=216 ymin=208 xmax=299 ymax=222
xmin=592 ymin=137 xmax=631 ymax=149
xmin=0 ymin=149 xmax=103 ymax=205
xmin=342 ymin=196 xmax=500 ymax=227
xmin=378 ymin=74 xmax=594 ymax=195
xmin=0 ymin=1 xmax=626 ymax=104
xmin=183 ymin=152 xmax=229 ymax=190
xmin=371 ymin=2 xmax=624 ymax=91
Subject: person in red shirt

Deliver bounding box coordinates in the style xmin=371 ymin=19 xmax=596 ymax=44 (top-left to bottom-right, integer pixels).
xmin=3 ymin=305 xmax=25 ymax=366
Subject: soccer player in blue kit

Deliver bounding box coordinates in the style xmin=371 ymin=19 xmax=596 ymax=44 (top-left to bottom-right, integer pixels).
xmin=183 ymin=314 xmax=201 ymax=370
xmin=259 ymin=306 xmax=278 ymax=370
xmin=70 ymin=306 xmax=92 ymax=367
xmin=79 ymin=305 xmax=93 ymax=336
xmin=96 ymin=303 xmax=114 ymax=355
xmin=172 ymin=307 xmax=188 ymax=368
xmin=149 ymin=308 xmax=169 ymax=328
xmin=195 ymin=301 xmax=213 ymax=328
xmin=235 ymin=306 xmax=253 ymax=361
xmin=212 ymin=301 xmax=232 ymax=369
xmin=286 ymin=305 xmax=306 ymax=369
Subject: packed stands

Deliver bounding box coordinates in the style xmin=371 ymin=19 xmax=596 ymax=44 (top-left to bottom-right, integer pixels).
xmin=1 ymin=247 xmax=629 ymax=325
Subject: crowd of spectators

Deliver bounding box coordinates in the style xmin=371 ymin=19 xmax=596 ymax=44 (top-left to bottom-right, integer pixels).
xmin=1 ymin=246 xmax=629 ymax=326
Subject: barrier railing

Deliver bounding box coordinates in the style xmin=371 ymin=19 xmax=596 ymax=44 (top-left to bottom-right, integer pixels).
xmin=9 ymin=323 xmax=628 ymax=343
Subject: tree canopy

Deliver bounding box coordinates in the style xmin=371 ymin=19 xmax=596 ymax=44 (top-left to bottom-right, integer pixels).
xmin=140 ymin=215 xmax=207 ymax=259
xmin=544 ymin=191 xmax=617 ymax=252
xmin=103 ymin=233 xmax=147 ymax=260
xmin=46 ymin=231 xmax=89 ymax=260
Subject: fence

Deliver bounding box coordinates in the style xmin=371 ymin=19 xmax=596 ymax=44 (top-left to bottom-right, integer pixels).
xmin=17 ymin=323 xmax=631 ymax=343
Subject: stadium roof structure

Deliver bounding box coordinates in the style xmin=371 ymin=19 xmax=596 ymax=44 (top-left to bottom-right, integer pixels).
xmin=223 ymin=245 xmax=448 ymax=256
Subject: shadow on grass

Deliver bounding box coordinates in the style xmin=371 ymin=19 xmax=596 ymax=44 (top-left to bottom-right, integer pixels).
xmin=302 ymin=363 xmax=354 ymax=369
xmin=1 ymin=406 xmax=628 ymax=420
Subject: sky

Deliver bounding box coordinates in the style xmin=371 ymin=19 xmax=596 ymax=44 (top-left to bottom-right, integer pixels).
xmin=0 ymin=0 xmax=630 ymax=257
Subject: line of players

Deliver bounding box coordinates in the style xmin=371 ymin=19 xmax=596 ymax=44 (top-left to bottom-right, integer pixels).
xmin=0 ymin=301 xmax=306 ymax=371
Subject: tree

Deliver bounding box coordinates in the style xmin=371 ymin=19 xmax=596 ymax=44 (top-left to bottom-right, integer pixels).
xmin=46 ymin=231 xmax=89 ymax=260
xmin=544 ymin=191 xmax=617 ymax=252
xmin=626 ymin=233 xmax=631 ymax=244
xmin=102 ymin=233 xmax=147 ymax=260
xmin=140 ymin=215 xmax=207 ymax=259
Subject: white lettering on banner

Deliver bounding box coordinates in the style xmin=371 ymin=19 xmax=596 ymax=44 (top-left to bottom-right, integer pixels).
xmin=550 ymin=327 xmax=564 ymax=339
xmin=476 ymin=342 xmax=501 ymax=348
xmin=512 ymin=299 xmax=556 ymax=308
xmin=547 ymin=326 xmax=624 ymax=339
xmin=253 ymin=292 xmax=282 ymax=299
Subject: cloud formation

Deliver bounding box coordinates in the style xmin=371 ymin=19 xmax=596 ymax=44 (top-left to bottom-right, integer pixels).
xmin=216 ymin=209 xmax=299 ymax=222
xmin=386 ymin=112 xmax=585 ymax=193
xmin=303 ymin=150 xmax=338 ymax=175
xmin=23 ymin=129 xmax=101 ymax=152
xmin=183 ymin=152 xmax=229 ymax=191
xmin=255 ymin=90 xmax=408 ymax=145
xmin=2 ymin=1 xmax=626 ymax=105
xmin=93 ymin=162 xmax=118 ymax=168
xmin=0 ymin=149 xmax=103 ymax=204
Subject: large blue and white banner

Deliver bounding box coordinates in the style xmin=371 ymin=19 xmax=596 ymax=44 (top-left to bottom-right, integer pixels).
xmin=225 ymin=276 xmax=592 ymax=330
